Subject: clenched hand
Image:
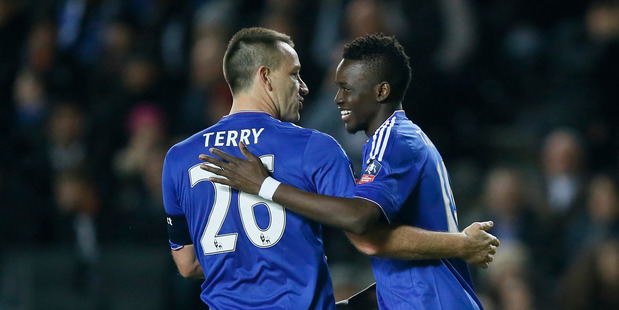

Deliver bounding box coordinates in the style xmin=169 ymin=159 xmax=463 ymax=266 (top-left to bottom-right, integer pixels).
xmin=461 ymin=221 xmax=500 ymax=269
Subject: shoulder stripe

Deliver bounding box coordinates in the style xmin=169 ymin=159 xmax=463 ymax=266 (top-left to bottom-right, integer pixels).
xmin=377 ymin=117 xmax=396 ymax=161
xmin=369 ymin=125 xmax=382 ymax=161
xmin=370 ymin=126 xmax=383 ymax=160
xmin=369 ymin=116 xmax=396 ymax=161
xmin=370 ymin=121 xmax=389 ymax=160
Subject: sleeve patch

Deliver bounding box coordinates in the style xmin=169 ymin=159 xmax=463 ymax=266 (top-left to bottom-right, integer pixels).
xmin=359 ymin=160 xmax=382 ymax=184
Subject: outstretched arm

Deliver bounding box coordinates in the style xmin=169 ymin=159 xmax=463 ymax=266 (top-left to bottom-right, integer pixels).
xmin=200 ymin=143 xmax=499 ymax=266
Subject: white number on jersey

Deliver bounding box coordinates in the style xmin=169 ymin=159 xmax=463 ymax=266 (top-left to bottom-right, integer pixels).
xmin=188 ymin=155 xmax=286 ymax=255
xmin=437 ymin=160 xmax=459 ymax=233
xmin=417 ymin=130 xmax=458 ymax=233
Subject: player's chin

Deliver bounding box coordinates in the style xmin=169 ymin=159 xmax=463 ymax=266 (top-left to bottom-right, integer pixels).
xmin=344 ymin=122 xmax=358 ymax=134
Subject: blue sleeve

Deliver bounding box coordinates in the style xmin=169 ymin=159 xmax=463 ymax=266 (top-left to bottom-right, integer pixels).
xmin=162 ymin=148 xmax=184 ymax=216
xmin=162 ymin=148 xmax=191 ymax=249
xmin=304 ymin=132 xmax=356 ymax=198
xmin=354 ymin=136 xmax=423 ymax=222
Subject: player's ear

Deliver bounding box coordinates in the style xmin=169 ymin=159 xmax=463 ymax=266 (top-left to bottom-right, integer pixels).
xmin=259 ymin=66 xmax=272 ymax=91
xmin=375 ymin=82 xmax=390 ymax=103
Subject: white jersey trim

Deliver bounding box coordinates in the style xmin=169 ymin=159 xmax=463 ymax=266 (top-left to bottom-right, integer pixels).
xmin=353 ymin=196 xmax=391 ymax=224
xmin=369 ymin=123 xmax=385 ymax=162
xmin=369 ymin=112 xmax=399 ymax=162
xmin=378 ymin=117 xmax=396 ymax=161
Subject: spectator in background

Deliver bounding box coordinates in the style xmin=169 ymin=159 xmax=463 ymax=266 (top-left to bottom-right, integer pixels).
xmin=55 ymin=0 xmax=117 ymax=68
xmin=113 ymin=103 xmax=169 ymax=241
xmin=121 ymin=56 xmax=163 ymax=104
xmin=47 ymin=101 xmax=88 ymax=173
xmin=151 ymin=0 xmax=194 ymax=79
xmin=479 ymin=243 xmax=535 ymax=310
xmin=178 ymin=32 xmax=231 ymax=135
xmin=343 ymin=0 xmax=391 ymax=40
xmin=559 ymin=236 xmax=619 ymax=310
xmin=258 ymin=0 xmax=319 ymax=86
xmin=37 ymin=101 xmax=97 ymax=246
xmin=89 ymin=52 xmax=174 ymax=210
xmin=12 ymin=69 xmax=49 ymax=146
xmin=540 ymin=128 xmax=588 ymax=217
xmin=564 ymin=174 xmax=619 ymax=263
xmin=54 ymin=170 xmax=101 ymax=290
xmin=465 ymin=167 xmax=539 ymax=247
xmin=114 ymin=103 xmax=168 ymax=181
xmin=90 ymin=16 xmax=138 ymax=99
xmin=7 ymin=75 xmax=54 ymax=243
xmin=529 ymin=127 xmax=591 ymax=291
xmin=465 ymin=166 xmax=557 ymax=308
xmin=24 ymin=20 xmax=63 ymax=91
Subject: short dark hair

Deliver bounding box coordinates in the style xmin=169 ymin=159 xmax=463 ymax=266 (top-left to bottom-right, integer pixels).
xmin=223 ymin=27 xmax=294 ymax=94
xmin=343 ymin=34 xmax=411 ymax=102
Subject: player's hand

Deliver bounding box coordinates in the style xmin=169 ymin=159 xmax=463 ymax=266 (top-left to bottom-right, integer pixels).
xmin=461 ymin=221 xmax=500 ymax=269
xmin=199 ymin=142 xmax=270 ymax=195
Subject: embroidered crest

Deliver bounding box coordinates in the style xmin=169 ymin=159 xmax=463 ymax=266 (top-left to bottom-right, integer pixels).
xmin=359 ymin=160 xmax=382 ymax=184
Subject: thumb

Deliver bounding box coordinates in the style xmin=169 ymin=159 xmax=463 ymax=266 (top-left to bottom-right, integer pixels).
xmin=478 ymin=221 xmax=494 ymax=231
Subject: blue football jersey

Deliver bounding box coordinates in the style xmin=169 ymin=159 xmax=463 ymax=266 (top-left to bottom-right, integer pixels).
xmin=162 ymin=112 xmax=356 ymax=309
xmin=354 ymin=111 xmax=482 ymax=310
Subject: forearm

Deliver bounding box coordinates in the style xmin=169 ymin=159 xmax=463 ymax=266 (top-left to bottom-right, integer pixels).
xmin=346 ymin=222 xmax=466 ymax=260
xmin=182 ymin=263 xmax=205 ymax=279
xmin=171 ymin=246 xmax=205 ymax=279
xmin=199 ymin=148 xmax=381 ymax=234
xmin=272 ymin=184 xmax=380 ymax=235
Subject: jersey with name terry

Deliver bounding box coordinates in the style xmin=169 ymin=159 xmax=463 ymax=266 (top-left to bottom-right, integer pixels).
xmin=162 ymin=112 xmax=356 ymax=310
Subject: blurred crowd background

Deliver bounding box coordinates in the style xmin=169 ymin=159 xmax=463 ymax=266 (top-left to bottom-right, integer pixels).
xmin=1 ymin=0 xmax=618 ymax=309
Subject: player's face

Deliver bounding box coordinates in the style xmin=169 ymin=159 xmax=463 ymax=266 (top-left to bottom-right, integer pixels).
xmin=334 ymin=59 xmax=379 ymax=135
xmin=269 ymin=42 xmax=308 ymax=123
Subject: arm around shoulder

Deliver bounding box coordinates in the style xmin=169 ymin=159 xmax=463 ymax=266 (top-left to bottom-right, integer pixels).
xmin=272 ymin=186 xmax=382 ymax=235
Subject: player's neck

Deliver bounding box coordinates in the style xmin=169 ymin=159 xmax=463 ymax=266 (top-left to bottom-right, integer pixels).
xmin=229 ymin=92 xmax=278 ymax=118
xmin=365 ymin=103 xmax=402 ymax=137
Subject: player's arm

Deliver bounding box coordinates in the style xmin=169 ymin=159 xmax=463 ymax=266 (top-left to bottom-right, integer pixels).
xmin=261 ymin=182 xmax=500 ymax=268
xmin=171 ymin=245 xmax=205 ymax=279
xmin=346 ymin=221 xmax=498 ymax=268
xmin=199 ymin=144 xmax=499 ymax=266
xmin=199 ymin=143 xmax=380 ymax=235
xmin=166 ymin=213 xmax=205 ymax=279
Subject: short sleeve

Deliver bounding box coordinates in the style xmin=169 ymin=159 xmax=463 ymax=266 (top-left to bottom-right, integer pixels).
xmin=354 ymin=135 xmax=423 ymax=222
xmin=162 ymin=148 xmax=183 ymax=216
